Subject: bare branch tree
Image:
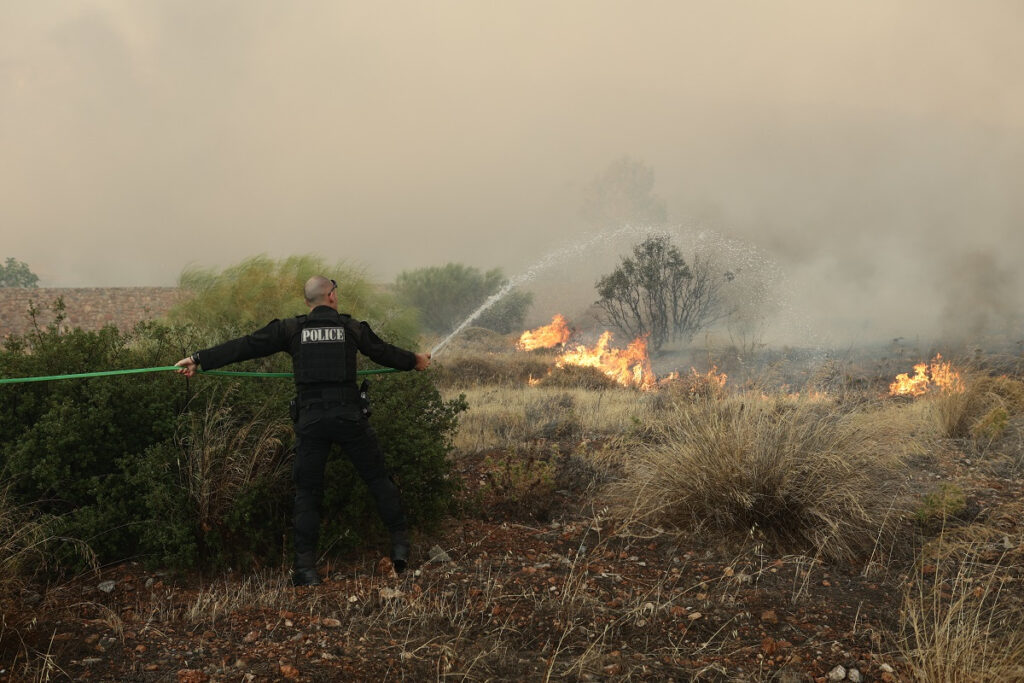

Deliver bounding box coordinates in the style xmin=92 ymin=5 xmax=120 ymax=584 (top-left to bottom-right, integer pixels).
xmin=595 ymin=237 xmax=731 ymax=352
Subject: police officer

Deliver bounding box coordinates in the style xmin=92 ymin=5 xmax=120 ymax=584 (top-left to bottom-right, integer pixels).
xmin=175 ymin=275 xmax=430 ymax=586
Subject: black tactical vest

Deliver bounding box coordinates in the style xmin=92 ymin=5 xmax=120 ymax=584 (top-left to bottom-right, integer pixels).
xmin=291 ymin=312 xmax=353 ymax=389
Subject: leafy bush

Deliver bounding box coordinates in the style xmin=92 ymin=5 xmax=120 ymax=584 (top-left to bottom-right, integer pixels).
xmin=393 ymin=263 xmax=532 ymax=335
xmin=170 ymin=254 xmax=419 ymax=346
xmin=1 ymin=282 xmax=465 ymax=573
xmin=132 ymin=385 xmax=293 ymax=571
xmin=0 ymin=257 xmax=39 ymax=288
xmin=137 ymin=370 xmax=466 ymax=569
xmin=0 ymin=309 xmax=189 ymax=565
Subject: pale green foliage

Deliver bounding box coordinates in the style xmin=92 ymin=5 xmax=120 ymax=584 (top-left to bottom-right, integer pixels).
xmin=393 ymin=263 xmax=532 ymax=334
xmin=169 ymin=254 xmax=419 ymax=345
xmin=0 ymin=257 xmax=39 ymax=288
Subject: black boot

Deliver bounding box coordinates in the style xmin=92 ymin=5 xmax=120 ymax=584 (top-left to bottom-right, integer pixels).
xmin=292 ymin=551 xmax=321 ymax=586
xmin=390 ymin=531 xmax=410 ymax=573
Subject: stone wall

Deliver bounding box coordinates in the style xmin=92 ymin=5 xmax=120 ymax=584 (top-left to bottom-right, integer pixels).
xmin=0 ymin=288 xmax=184 ymax=339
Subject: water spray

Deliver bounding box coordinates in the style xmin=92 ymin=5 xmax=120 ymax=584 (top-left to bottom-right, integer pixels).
xmin=430 ymin=224 xmax=672 ymax=357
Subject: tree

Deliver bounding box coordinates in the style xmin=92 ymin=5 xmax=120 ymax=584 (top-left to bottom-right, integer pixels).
xmin=580 ymin=157 xmax=668 ymax=228
xmin=595 ymin=236 xmax=731 ymax=352
xmin=0 ymin=258 xmax=39 ymax=288
xmin=169 ymin=255 xmax=419 ymax=347
xmin=393 ymin=263 xmax=533 ymax=335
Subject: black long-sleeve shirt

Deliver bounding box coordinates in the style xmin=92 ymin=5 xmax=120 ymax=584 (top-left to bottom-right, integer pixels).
xmin=196 ymin=306 xmax=416 ymax=390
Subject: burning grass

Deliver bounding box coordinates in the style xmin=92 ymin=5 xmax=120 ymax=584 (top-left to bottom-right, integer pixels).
xmin=610 ymin=396 xmax=915 ymax=563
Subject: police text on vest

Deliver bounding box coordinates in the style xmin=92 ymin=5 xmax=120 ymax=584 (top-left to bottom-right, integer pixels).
xmin=301 ymin=327 xmax=346 ymax=343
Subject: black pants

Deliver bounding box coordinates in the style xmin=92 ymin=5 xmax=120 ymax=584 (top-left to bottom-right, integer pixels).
xmin=292 ymin=404 xmax=407 ymax=556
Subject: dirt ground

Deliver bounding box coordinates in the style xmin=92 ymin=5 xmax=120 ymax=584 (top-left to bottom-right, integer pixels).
xmin=4 ymin=437 xmax=1022 ymax=683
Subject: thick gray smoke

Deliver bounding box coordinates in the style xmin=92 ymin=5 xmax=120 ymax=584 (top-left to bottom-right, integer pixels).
xmin=2 ymin=2 xmax=1021 ymax=346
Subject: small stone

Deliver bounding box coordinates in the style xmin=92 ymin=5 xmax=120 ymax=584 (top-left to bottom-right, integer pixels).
xmin=243 ymin=630 xmax=259 ymax=643
xmin=348 ymin=595 xmax=358 ymax=603
xmin=145 ymin=577 xmax=155 ymax=589
xmin=827 ymin=664 xmax=846 ymax=681
xmin=847 ymin=668 xmax=863 ymax=682
xmin=688 ymin=612 xmax=702 ymax=621
xmin=279 ymin=664 xmax=300 ymax=680
xmin=144 ymin=664 xmax=159 ymax=671
xmin=134 ymin=645 xmax=147 ymax=653
xmin=97 ymin=580 xmax=116 ymax=593
xmin=879 ymin=663 xmax=894 ymax=673
xmin=321 ymin=618 xmax=341 ymax=628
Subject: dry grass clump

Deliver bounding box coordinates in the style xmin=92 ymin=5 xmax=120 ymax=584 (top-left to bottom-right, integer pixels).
xmin=897 ymin=533 xmax=1024 ymax=681
xmin=431 ymin=351 xmax=555 ymax=388
xmin=177 ymin=388 xmax=292 ymax=534
xmin=1 ymin=486 xmax=96 ymax=674
xmin=446 ymin=386 xmax=655 ymax=453
xmin=611 ymin=396 xmax=913 ymax=563
xmin=932 ymin=374 xmax=1024 ymax=441
xmin=0 ymin=487 xmax=45 ymax=604
xmin=532 ymin=364 xmax=621 ymax=391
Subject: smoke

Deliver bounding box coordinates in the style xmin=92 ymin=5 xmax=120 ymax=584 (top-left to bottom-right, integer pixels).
xmin=2 ymin=1 xmax=1022 ymax=346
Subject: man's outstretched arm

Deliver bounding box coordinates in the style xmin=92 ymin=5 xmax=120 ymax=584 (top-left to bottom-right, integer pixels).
xmin=175 ymin=319 xmax=290 ymax=377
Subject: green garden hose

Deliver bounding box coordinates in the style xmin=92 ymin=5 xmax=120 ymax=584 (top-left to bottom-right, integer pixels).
xmin=0 ymin=366 xmax=398 ymax=385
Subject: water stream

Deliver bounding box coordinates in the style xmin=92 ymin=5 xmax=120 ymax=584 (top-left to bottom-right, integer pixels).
xmin=430 ymin=224 xmax=669 ymax=356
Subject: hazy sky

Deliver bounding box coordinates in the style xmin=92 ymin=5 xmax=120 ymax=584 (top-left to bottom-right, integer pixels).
xmin=2 ymin=1 xmax=1022 ymax=344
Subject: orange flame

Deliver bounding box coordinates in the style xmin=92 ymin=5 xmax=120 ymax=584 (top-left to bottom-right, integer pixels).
xmin=556 ymin=331 xmax=657 ymax=390
xmin=889 ymin=354 xmax=963 ymax=396
xmin=517 ymin=314 xmax=572 ymax=351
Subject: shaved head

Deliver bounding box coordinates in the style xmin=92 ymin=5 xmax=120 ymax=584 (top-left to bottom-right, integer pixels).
xmin=304 ymin=275 xmax=334 ymax=305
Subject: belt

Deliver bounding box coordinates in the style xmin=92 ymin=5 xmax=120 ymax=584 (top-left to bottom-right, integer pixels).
xmin=298 ymin=385 xmax=359 ymax=406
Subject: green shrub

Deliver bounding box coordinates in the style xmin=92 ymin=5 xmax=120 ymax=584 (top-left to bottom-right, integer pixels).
xmin=170 ymin=255 xmax=420 ymax=347
xmin=914 ymin=483 xmax=968 ymax=528
xmin=132 ymin=386 xmax=293 ymax=571
xmin=0 ymin=310 xmax=187 ymax=566
xmin=1 ymin=298 xmax=465 ymax=573
xmin=393 ymin=263 xmax=532 ymax=334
